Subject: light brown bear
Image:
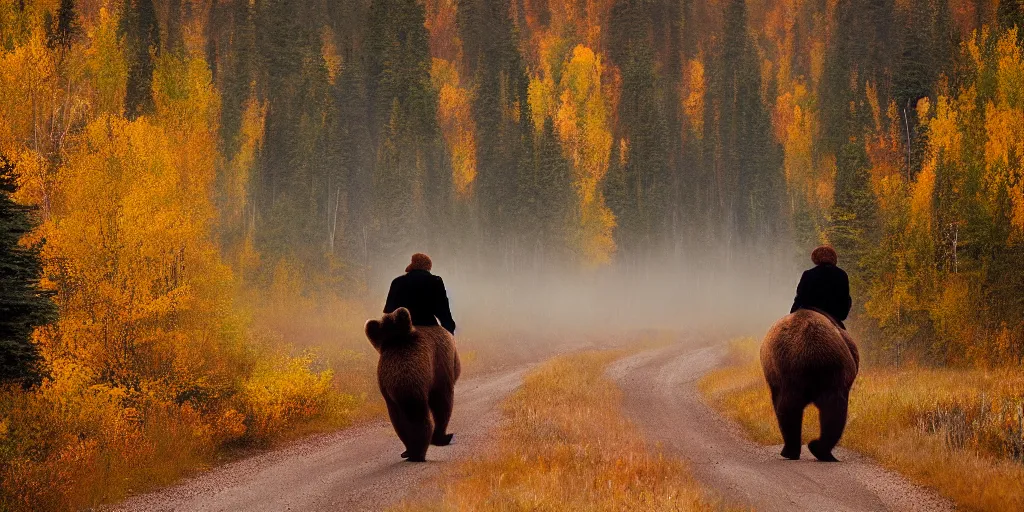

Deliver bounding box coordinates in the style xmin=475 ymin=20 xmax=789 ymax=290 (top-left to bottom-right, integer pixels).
xmin=761 ymin=308 xmax=859 ymax=461
xmin=365 ymin=307 xmax=460 ymax=462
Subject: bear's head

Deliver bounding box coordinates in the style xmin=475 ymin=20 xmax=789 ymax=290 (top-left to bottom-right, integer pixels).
xmin=365 ymin=307 xmax=414 ymax=352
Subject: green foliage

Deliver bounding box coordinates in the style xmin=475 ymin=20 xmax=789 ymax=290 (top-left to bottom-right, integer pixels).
xmin=718 ymin=0 xmax=785 ymax=244
xmin=119 ymin=0 xmax=158 ymax=119
xmin=0 ymin=157 xmax=55 ymax=387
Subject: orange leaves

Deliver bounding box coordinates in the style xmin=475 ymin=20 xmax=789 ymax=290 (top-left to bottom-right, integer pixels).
xmin=981 ymin=29 xmax=1024 ymax=231
xmin=923 ymin=95 xmax=962 ymax=166
xmin=682 ymin=59 xmax=705 ymax=140
xmin=85 ymin=7 xmax=128 ymax=117
xmin=552 ymin=45 xmax=616 ymax=267
xmin=321 ymin=27 xmax=342 ymax=85
xmin=36 ymin=51 xmax=235 ymax=396
xmin=431 ymin=58 xmax=477 ymax=198
xmin=995 ymin=28 xmax=1024 ymax=109
xmin=424 ymin=0 xmax=476 ymax=199
xmin=424 ymin=0 xmax=462 ymax=62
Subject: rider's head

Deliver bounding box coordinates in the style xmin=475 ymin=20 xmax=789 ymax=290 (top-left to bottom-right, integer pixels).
xmin=406 ymin=253 xmax=433 ymax=272
xmin=811 ymin=245 xmax=838 ymax=266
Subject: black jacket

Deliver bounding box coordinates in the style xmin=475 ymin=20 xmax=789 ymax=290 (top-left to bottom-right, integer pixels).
xmin=384 ymin=269 xmax=456 ymax=334
xmin=790 ymin=263 xmax=852 ymax=325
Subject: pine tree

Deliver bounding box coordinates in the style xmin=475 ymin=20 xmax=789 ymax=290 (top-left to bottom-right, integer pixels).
xmin=998 ymin=0 xmax=1024 ymax=35
xmin=0 ymin=156 xmax=56 ymax=387
xmin=46 ymin=0 xmax=79 ymax=49
xmin=366 ymin=0 xmax=447 ymax=263
xmin=609 ymin=0 xmax=670 ymax=259
xmin=829 ymin=130 xmax=879 ymax=290
xmin=120 ymin=0 xmax=159 ymax=119
xmin=531 ymin=118 xmax=573 ymax=263
xmin=719 ymin=0 xmax=785 ymax=243
xmin=459 ymin=0 xmax=533 ymax=248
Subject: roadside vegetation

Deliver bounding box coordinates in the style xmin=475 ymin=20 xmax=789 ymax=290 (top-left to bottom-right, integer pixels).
xmin=395 ymin=351 xmax=718 ymax=512
xmin=700 ymin=338 xmax=1024 ymax=511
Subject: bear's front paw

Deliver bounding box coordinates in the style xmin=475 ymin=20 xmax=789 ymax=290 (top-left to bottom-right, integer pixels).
xmin=808 ymin=440 xmax=839 ymax=462
xmin=400 ymin=450 xmax=409 ymax=459
xmin=432 ymin=433 xmax=454 ymax=446
xmin=406 ymin=454 xmax=427 ymax=462
xmin=780 ymin=445 xmax=801 ymax=460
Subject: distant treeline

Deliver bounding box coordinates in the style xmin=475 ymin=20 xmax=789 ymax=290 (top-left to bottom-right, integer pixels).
xmin=3 ymin=0 xmax=1024 ymax=372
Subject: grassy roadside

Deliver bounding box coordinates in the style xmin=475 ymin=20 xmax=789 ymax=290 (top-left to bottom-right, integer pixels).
xmin=699 ymin=338 xmax=1024 ymax=511
xmin=395 ymin=351 xmax=718 ymax=511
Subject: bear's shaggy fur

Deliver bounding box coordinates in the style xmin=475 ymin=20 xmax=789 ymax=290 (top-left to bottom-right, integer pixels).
xmin=761 ymin=308 xmax=859 ymax=461
xmin=365 ymin=307 xmax=461 ymax=462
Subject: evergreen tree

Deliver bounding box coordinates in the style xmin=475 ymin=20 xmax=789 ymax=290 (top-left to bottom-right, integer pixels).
xmin=120 ymin=0 xmax=159 ymax=119
xmin=367 ymin=0 xmax=448 ymax=263
xmin=609 ymin=0 xmax=670 ymax=259
xmin=530 ymin=118 xmax=573 ymax=263
xmin=819 ymin=0 xmax=894 ymax=155
xmin=829 ymin=130 xmax=879 ymax=291
xmin=335 ymin=43 xmax=374 ymax=265
xmin=45 ymin=0 xmax=78 ymax=49
xmin=719 ymin=0 xmax=785 ymax=243
xmin=459 ymin=0 xmax=533 ymax=248
xmin=998 ymin=0 xmax=1024 ymax=35
xmin=0 ymin=156 xmax=56 ymax=387
xmin=166 ymin=0 xmax=184 ymax=52
xmin=212 ymin=0 xmax=258 ymax=159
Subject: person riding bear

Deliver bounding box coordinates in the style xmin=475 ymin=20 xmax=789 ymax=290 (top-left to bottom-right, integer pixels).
xmin=790 ymin=245 xmax=851 ymax=330
xmin=384 ymin=253 xmax=456 ymax=335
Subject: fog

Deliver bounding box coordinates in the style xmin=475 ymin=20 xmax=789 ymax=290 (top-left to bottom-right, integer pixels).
xmin=366 ymin=247 xmax=801 ymax=344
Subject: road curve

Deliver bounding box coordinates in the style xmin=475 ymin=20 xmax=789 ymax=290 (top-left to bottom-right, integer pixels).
xmin=109 ymin=366 xmax=526 ymax=512
xmin=609 ymin=343 xmax=953 ymax=512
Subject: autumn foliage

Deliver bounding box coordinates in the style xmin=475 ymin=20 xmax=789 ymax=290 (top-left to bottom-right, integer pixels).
xmin=0 ymin=3 xmax=365 ymax=509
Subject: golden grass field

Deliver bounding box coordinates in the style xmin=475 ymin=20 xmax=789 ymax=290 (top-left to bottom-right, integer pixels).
xmin=699 ymin=338 xmax=1024 ymax=512
xmin=395 ymin=351 xmax=719 ymax=512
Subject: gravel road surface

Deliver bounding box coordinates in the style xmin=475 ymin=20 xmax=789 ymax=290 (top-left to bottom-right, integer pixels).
xmin=609 ymin=343 xmax=953 ymax=512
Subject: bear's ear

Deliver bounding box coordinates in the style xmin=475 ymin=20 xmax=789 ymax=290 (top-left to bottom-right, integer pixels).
xmin=365 ymin=319 xmax=384 ymax=350
xmin=394 ymin=307 xmax=412 ymax=332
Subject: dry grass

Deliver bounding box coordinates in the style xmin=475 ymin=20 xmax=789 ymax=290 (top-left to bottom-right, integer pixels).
xmin=395 ymin=351 xmax=719 ymax=512
xmin=699 ymin=338 xmax=1024 ymax=512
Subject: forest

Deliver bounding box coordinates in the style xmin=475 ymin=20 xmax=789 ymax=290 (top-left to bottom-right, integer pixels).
xmin=1 ymin=0 xmax=1024 ymax=509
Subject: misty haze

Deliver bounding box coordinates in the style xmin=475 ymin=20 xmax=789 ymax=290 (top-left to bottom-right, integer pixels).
xmin=0 ymin=0 xmax=1022 ymax=510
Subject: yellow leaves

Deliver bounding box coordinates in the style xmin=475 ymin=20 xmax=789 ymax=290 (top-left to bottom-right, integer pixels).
xmin=553 ymin=45 xmax=616 ymax=267
xmin=995 ymin=28 xmax=1024 ymax=109
xmin=527 ymin=74 xmax=554 ymax=132
xmin=240 ymin=351 xmax=338 ymax=440
xmin=925 ymin=96 xmax=962 ymax=162
xmin=910 ymin=159 xmax=935 ymax=233
xmin=153 ymin=52 xmax=221 ymax=201
xmin=682 ymin=59 xmax=705 ymax=139
xmin=321 ymin=26 xmax=342 ymax=85
xmin=85 ymin=7 xmax=127 ymax=116
xmin=979 ymin=31 xmax=1024 ymax=232
xmin=431 ymin=57 xmax=477 ymax=197
xmin=0 ymin=25 xmax=55 ymax=143
xmin=223 ymin=96 xmax=266 ymax=228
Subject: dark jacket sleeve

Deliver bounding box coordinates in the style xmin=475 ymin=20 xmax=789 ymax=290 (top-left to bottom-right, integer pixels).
xmin=383 ymin=278 xmax=400 ymax=314
xmin=837 ymin=269 xmax=852 ymax=321
xmin=790 ymin=271 xmax=808 ymax=313
xmin=434 ymin=277 xmax=456 ymax=335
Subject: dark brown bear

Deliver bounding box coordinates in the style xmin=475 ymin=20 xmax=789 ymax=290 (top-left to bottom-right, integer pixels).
xmin=365 ymin=307 xmax=461 ymax=462
xmin=761 ymin=308 xmax=859 ymax=462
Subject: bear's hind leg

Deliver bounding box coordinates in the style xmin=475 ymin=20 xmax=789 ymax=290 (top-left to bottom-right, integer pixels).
xmin=389 ymin=396 xmax=433 ymax=462
xmin=429 ymin=384 xmax=455 ymax=446
xmin=809 ymin=392 xmax=847 ymax=462
xmin=774 ymin=392 xmax=805 ymax=460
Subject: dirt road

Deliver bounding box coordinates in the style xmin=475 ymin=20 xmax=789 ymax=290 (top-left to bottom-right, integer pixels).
xmin=609 ymin=342 xmax=953 ymax=512
xmin=110 ymin=366 xmax=526 ymax=512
